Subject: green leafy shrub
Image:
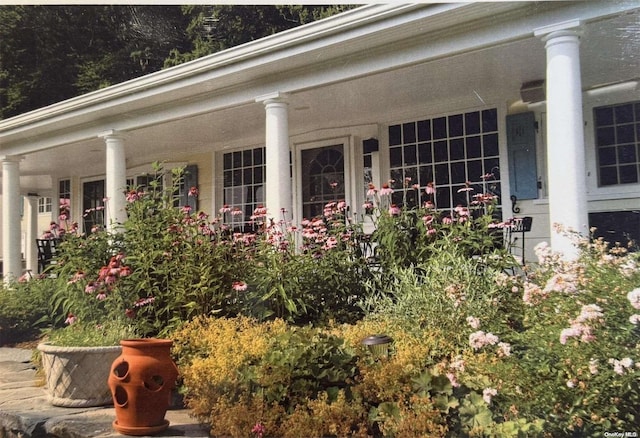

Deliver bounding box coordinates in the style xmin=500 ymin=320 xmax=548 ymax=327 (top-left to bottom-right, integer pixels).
xmin=0 ymin=277 xmax=54 ymax=345
xmin=173 ymin=316 xmax=363 ymax=437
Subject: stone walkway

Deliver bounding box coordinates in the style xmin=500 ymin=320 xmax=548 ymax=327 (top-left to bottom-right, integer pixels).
xmin=0 ymin=348 xmax=210 ymax=438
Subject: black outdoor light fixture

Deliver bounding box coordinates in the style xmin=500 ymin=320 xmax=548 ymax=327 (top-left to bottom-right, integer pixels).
xmin=362 ymin=334 xmax=393 ymax=359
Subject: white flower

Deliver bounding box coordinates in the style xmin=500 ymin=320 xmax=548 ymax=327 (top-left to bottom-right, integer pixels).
xmin=620 ymin=357 xmax=634 ymax=368
xmin=466 ymin=316 xmax=481 ymax=329
xmin=498 ymin=342 xmax=511 ymax=357
xmin=630 ymin=314 xmax=640 ymax=325
xmin=628 ymin=288 xmax=640 ymax=310
xmin=589 ymin=358 xmax=599 ymax=375
xmin=609 ymin=358 xmax=634 ymax=375
xmin=575 ymin=304 xmax=603 ymax=323
xmin=483 ymin=387 xmax=497 ymax=404
xmin=566 ymin=380 xmax=575 ymax=388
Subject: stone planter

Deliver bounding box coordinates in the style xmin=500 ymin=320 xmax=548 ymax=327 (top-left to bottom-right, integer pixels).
xmin=37 ymin=342 xmax=121 ymax=407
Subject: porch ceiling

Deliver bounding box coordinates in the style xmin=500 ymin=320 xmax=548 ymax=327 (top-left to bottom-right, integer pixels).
xmin=6 ymin=5 xmax=640 ymax=195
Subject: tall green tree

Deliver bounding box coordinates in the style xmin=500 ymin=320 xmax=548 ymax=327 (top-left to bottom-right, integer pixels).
xmin=164 ymin=5 xmax=356 ymax=67
xmin=0 ymin=5 xmax=189 ymax=119
xmin=0 ymin=5 xmax=354 ymax=120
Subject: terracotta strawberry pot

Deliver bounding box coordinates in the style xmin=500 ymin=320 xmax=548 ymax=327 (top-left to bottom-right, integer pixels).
xmin=108 ymin=339 xmax=179 ymax=436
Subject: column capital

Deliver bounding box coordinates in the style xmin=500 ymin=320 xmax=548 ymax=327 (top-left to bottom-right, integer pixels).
xmin=255 ymin=92 xmax=290 ymax=105
xmin=0 ymin=155 xmax=24 ymax=163
xmin=534 ymin=19 xmax=582 ymax=41
xmin=98 ymin=129 xmax=129 ymax=141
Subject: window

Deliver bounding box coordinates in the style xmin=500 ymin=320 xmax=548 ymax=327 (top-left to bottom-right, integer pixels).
xmin=83 ymin=180 xmax=105 ymax=233
xmin=38 ymin=197 xmax=52 ymax=214
xmin=594 ymin=101 xmax=640 ymax=186
xmin=363 ymin=138 xmax=378 ymax=198
xmin=59 ymin=179 xmax=71 ymax=221
xmin=301 ymin=144 xmax=345 ymax=218
xmin=223 ymin=147 xmax=265 ymax=230
xmin=388 ymin=108 xmax=501 ymax=210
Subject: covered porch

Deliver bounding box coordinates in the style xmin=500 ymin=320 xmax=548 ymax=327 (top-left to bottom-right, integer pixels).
xmin=2 ymin=2 xmax=640 ymax=280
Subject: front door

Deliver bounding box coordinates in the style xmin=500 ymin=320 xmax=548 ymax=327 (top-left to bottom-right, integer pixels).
xmin=82 ymin=179 xmax=105 ymax=233
xmin=300 ymin=144 xmax=345 ymax=219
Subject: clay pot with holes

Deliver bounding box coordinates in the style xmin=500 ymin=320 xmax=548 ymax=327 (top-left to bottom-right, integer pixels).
xmin=108 ymin=339 xmax=179 ymax=436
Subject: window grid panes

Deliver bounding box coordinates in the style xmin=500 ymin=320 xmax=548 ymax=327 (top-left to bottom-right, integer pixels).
xmin=362 ymin=138 xmax=378 ymax=199
xmin=223 ymin=147 xmax=265 ymax=230
xmin=594 ymin=101 xmax=640 ymax=186
xmin=38 ymin=197 xmax=52 ymax=214
xmin=388 ymin=108 xmax=501 ymax=210
xmin=59 ymin=179 xmax=71 ymax=222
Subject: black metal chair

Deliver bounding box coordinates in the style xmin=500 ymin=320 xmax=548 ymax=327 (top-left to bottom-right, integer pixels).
xmin=505 ymin=216 xmax=533 ymax=265
xmin=36 ymin=239 xmax=59 ymax=274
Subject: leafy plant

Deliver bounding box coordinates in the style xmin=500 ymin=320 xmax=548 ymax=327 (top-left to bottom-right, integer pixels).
xmin=0 ymin=277 xmax=55 ymax=345
xmin=44 ymin=320 xmax=139 ymax=347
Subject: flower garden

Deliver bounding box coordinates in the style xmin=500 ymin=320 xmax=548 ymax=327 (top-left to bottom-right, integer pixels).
xmin=0 ymin=163 xmax=638 ymax=437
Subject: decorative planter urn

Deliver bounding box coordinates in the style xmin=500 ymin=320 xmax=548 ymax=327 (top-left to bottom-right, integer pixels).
xmin=37 ymin=343 xmax=122 ymax=407
xmin=108 ymin=339 xmax=179 ymax=436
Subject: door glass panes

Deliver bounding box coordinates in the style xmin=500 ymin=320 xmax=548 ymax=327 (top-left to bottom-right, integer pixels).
xmin=82 ymin=180 xmax=105 ymax=233
xmin=301 ymin=145 xmax=345 ymax=219
xmin=387 ymin=108 xmax=501 ymax=211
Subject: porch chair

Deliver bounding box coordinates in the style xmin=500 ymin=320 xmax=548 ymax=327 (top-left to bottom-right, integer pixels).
xmin=505 ymin=216 xmax=533 ymax=266
xmin=36 ymin=238 xmax=59 ymax=274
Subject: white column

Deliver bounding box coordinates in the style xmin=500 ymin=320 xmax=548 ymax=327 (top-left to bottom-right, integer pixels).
xmin=25 ymin=195 xmax=38 ymax=274
xmin=256 ymin=92 xmax=292 ymax=221
xmin=2 ymin=156 xmax=22 ymax=281
xmin=51 ymin=176 xmax=60 ymax=225
xmin=535 ymin=21 xmax=588 ymax=259
xmin=99 ymin=130 xmax=128 ymax=231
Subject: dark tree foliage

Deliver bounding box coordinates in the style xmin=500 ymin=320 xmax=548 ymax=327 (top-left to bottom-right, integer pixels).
xmin=164 ymin=5 xmax=356 ymax=67
xmin=0 ymin=5 xmax=190 ymax=119
xmin=0 ymin=5 xmax=354 ymax=120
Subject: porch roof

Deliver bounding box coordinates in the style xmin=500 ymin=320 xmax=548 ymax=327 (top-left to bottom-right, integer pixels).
xmin=0 ymin=1 xmax=639 ymax=195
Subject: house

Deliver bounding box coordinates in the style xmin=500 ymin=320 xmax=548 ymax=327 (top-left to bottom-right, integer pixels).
xmin=2 ymin=2 xmax=640 ymax=280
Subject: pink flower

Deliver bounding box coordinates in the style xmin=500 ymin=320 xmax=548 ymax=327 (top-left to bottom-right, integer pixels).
xmin=379 ymin=183 xmax=393 ymax=196
xmin=425 ymin=182 xmax=435 ymax=195
xmin=188 ymin=186 xmax=199 ymax=197
xmin=65 ymin=313 xmax=77 ymax=325
xmin=85 ymin=282 xmax=97 ymax=294
xmin=126 ymin=190 xmax=141 ymax=202
xmin=323 ymin=236 xmax=338 ymax=250
xmin=388 ymin=204 xmax=401 ymax=216
xmin=446 ymin=372 xmax=460 ymax=388
xmin=134 ymin=296 xmax=155 ymax=307
xmin=67 ymin=271 xmax=85 ymax=284
xmin=469 ymin=331 xmax=499 ymax=350
xmin=560 ymin=326 xmax=582 ymax=345
xmin=232 ymin=281 xmax=248 ymax=292
xmin=366 ymin=184 xmax=377 ymax=197
xmin=251 ymin=422 xmax=266 ymax=438
xmin=253 ymin=205 xmax=267 ymax=218
xmin=219 ymin=204 xmax=231 ymax=214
